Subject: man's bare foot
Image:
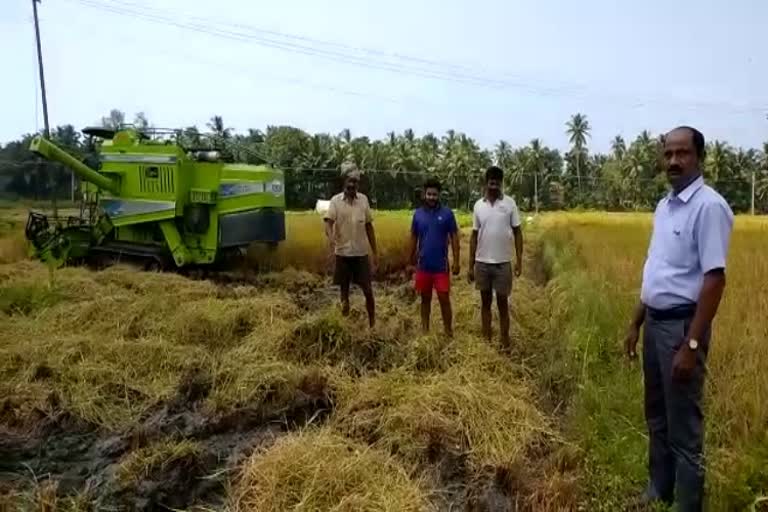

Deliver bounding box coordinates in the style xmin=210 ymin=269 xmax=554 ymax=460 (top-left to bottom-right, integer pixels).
xmin=341 ymin=303 xmax=350 ymax=316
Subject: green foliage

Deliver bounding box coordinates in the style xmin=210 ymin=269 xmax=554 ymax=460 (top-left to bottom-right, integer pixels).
xmin=2 ymin=110 xmax=767 ymax=213
xmin=539 ymin=227 xmax=657 ymax=509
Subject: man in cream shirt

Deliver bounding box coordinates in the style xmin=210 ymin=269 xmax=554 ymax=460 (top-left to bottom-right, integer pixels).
xmin=324 ymin=162 xmax=378 ymax=328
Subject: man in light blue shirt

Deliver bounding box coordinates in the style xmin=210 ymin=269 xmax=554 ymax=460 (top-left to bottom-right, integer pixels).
xmin=625 ymin=126 xmax=734 ymax=511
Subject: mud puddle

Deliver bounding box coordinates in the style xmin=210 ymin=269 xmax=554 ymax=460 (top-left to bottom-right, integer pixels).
xmin=195 ymin=267 xmax=415 ymax=313
xmin=0 ymin=369 xmax=333 ymax=511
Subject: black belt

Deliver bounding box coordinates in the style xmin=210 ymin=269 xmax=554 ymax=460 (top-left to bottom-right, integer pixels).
xmin=647 ymin=303 xmax=697 ymax=321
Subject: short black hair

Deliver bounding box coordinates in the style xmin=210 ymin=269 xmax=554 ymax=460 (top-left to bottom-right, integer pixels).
xmin=666 ymin=126 xmax=706 ymax=160
xmin=485 ymin=165 xmax=504 ymax=182
xmin=423 ymin=177 xmax=441 ymax=191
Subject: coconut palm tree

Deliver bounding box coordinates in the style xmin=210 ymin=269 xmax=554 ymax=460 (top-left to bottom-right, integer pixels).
xmin=207 ymin=115 xmax=232 ymax=139
xmin=611 ymin=135 xmax=626 ymax=161
xmin=494 ymin=140 xmax=513 ymax=169
xmin=757 ymin=143 xmax=768 ymax=211
xmin=759 ymin=143 xmax=768 ymax=197
xmin=417 ymin=133 xmax=440 ymax=176
xmin=706 ymin=140 xmax=732 ymax=184
xmin=566 ymin=113 xmax=591 ymax=192
xmin=527 ymin=138 xmax=545 ymax=213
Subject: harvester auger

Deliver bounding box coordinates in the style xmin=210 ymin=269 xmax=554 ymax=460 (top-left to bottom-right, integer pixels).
xmin=25 ymin=126 xmax=286 ymax=271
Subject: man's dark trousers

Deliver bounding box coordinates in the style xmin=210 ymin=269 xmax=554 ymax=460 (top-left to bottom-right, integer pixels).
xmin=643 ymin=305 xmax=711 ymax=511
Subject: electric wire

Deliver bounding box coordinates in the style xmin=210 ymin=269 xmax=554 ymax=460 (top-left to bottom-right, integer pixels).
xmin=66 ymin=0 xmax=768 ymax=116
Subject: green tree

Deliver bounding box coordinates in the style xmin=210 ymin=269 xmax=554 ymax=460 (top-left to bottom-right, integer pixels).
xmin=758 ymin=142 xmax=768 ymax=212
xmin=611 ymin=135 xmax=626 ymax=160
xmin=100 ymin=109 xmax=125 ymax=129
xmin=0 ymin=113 xmax=763 ymax=212
xmin=207 ymin=115 xmax=232 ymax=139
xmin=566 ymin=113 xmax=591 ymax=197
xmin=134 ymin=112 xmax=149 ymax=130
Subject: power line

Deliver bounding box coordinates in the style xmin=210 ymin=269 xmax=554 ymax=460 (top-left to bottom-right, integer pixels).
xmin=101 ymin=0 xmax=768 ymax=117
xmin=89 ymin=0 xmax=768 ymax=118
xmin=65 ymin=0 xmax=768 ymax=116
xmin=102 ymin=0 xmax=558 ymax=85
xmin=68 ymin=0 xmax=523 ymax=92
xmin=86 ymin=0 xmax=577 ymax=97
xmin=66 ymin=17 xmax=422 ymax=110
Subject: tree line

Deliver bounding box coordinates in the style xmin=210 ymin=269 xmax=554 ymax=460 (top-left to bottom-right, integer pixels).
xmin=1 ymin=109 xmax=767 ymax=213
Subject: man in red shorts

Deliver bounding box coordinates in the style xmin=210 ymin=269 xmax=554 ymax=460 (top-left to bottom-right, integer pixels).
xmin=409 ymin=178 xmax=460 ymax=337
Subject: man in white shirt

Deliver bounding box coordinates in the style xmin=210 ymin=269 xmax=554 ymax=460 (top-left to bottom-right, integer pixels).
xmin=468 ymin=165 xmax=523 ymax=348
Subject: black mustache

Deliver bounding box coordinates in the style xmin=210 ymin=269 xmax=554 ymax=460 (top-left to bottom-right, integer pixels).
xmin=668 ymin=165 xmax=683 ymax=174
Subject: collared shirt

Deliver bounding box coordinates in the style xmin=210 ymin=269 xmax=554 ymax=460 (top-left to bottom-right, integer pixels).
xmin=324 ymin=192 xmax=373 ymax=257
xmin=640 ymin=175 xmax=734 ymax=310
xmin=472 ymin=194 xmax=522 ymax=264
xmin=411 ymin=204 xmax=458 ymax=273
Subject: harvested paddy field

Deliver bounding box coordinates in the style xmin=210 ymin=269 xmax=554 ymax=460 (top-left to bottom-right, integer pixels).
xmin=2 ymin=209 xmax=767 ymax=511
xmin=0 ymin=210 xmax=578 ymax=511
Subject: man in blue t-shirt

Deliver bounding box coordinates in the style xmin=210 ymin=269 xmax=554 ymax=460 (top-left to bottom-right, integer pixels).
xmin=409 ymin=178 xmax=460 ymax=336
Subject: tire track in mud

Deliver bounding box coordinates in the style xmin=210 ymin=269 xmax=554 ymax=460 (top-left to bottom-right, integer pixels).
xmin=0 ymin=269 xmax=387 ymax=511
xmin=0 ymin=364 xmax=334 ymax=511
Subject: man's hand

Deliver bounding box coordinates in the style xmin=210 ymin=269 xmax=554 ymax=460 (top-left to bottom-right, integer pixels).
xmin=452 ymin=260 xmax=460 ymax=276
xmin=672 ymin=343 xmax=697 ymax=381
xmin=625 ymin=324 xmax=640 ymax=360
xmin=370 ymin=253 xmax=379 ymax=274
xmin=468 ymin=265 xmax=475 ymax=283
xmin=514 ymin=260 xmax=522 ymax=278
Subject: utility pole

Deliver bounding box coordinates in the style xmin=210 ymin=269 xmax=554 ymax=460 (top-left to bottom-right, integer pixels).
xmin=32 ymin=0 xmax=70 ymax=215
xmin=751 ymin=168 xmax=756 ymax=216
xmin=32 ymin=0 xmax=49 ymax=139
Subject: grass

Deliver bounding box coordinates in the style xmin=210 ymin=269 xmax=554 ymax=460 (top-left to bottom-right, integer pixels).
xmin=539 ymin=212 xmax=768 ymax=511
xmin=116 ymin=438 xmax=204 ymax=486
xmin=333 ymin=363 xmax=552 ymax=469
xmin=0 ymin=262 xmax=286 ymax=428
xmin=1 ymin=204 xmax=765 ymax=511
xmin=228 ymin=428 xmax=432 ymax=512
xmin=0 ymin=207 xmax=569 ymax=511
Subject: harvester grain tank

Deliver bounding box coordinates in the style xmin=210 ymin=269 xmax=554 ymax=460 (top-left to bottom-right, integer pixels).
xmin=25 ymin=126 xmax=286 ymax=269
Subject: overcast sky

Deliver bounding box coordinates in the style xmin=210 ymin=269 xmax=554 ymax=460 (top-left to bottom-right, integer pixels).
xmin=2 ymin=0 xmax=767 ymax=153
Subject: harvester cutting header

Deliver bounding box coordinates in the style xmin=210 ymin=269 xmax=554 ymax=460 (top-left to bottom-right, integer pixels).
xmin=26 ymin=126 xmax=286 ymax=270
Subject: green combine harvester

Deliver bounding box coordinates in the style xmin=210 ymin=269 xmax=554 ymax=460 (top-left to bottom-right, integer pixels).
xmin=25 ymin=126 xmax=286 ymax=270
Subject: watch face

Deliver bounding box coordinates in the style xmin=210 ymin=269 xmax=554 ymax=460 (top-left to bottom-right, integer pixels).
xmin=689 ymin=339 xmax=699 ymax=350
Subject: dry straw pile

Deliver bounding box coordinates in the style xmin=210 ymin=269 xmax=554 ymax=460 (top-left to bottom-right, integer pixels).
xmin=0 ymin=210 xmax=578 ymax=511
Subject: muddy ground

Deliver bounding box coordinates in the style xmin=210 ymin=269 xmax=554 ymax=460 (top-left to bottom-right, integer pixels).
xmin=0 ymin=258 xmax=568 ymax=512
xmin=0 ymin=346 xmax=532 ymax=512
xmin=0 ymin=362 xmax=333 ymax=511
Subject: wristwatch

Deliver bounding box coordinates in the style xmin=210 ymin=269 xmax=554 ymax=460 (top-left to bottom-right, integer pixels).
xmin=688 ymin=338 xmax=699 ymax=351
